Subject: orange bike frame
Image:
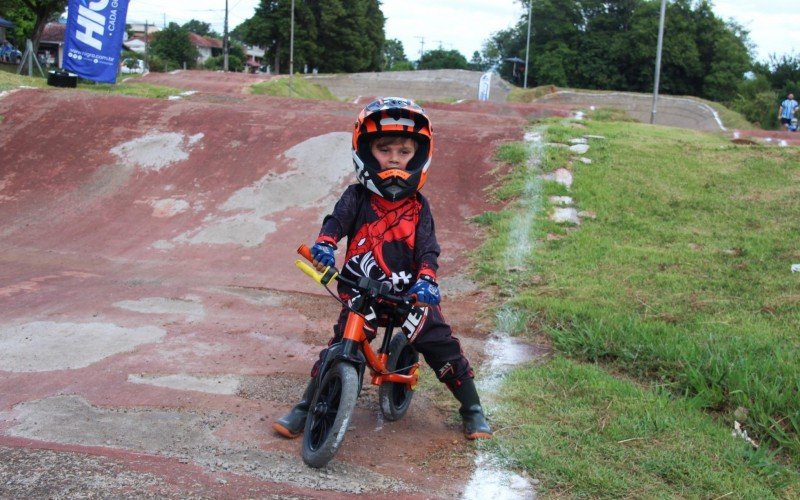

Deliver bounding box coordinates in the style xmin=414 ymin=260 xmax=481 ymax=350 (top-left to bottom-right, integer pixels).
xmin=342 ymin=310 xmax=419 ymax=388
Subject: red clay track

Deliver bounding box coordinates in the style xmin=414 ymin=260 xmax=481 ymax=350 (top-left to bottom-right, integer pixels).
xmin=0 ymin=74 xmax=528 ymax=497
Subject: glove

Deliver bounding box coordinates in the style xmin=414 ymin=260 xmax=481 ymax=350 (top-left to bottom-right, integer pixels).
xmin=311 ymin=242 xmax=335 ymax=268
xmin=407 ymin=276 xmax=440 ymax=306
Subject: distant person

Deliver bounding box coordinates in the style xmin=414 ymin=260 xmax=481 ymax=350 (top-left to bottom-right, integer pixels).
xmin=778 ymin=93 xmax=798 ymax=131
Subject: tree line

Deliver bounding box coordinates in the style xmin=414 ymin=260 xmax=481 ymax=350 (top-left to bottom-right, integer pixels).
xmin=482 ymin=0 xmax=798 ymax=129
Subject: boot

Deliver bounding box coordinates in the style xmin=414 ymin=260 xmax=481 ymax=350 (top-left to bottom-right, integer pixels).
xmin=272 ymin=379 xmax=316 ymax=438
xmin=451 ymin=378 xmax=493 ymax=440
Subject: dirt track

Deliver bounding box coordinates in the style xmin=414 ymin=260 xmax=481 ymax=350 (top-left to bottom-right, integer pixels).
xmin=1 ymin=69 xmax=795 ymax=498
xmin=0 ymin=71 xmax=538 ymax=498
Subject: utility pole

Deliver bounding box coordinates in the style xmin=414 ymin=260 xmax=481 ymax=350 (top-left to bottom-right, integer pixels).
xmin=415 ymin=36 xmax=425 ymax=61
xmin=524 ymin=0 xmax=532 ymax=88
xmin=144 ymin=20 xmax=149 ymax=71
xmin=289 ymin=0 xmax=295 ymax=94
xmin=223 ymin=0 xmax=229 ymax=72
xmin=650 ymin=0 xmax=667 ymax=124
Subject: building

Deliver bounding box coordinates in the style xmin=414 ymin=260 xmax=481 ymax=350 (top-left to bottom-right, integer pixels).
xmin=122 ymin=36 xmax=147 ymax=55
xmin=189 ymin=32 xmax=222 ymax=66
xmin=39 ymin=22 xmax=66 ymax=67
xmin=245 ymin=45 xmax=265 ymax=73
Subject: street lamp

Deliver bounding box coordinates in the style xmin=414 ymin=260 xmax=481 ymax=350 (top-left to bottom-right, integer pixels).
xmin=650 ymin=0 xmax=667 ymax=124
xmin=524 ymin=0 xmax=532 ymax=89
xmin=289 ymin=0 xmax=295 ymax=95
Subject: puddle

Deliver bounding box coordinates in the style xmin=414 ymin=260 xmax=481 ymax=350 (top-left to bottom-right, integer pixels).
xmin=463 ymin=454 xmax=535 ymax=500
xmin=463 ymin=127 xmax=549 ymax=498
xmin=465 ymin=328 xmax=539 ymax=499
xmin=478 ymin=333 xmax=539 ymax=395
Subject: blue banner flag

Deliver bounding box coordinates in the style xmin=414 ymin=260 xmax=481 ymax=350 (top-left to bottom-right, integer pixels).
xmin=63 ymin=0 xmax=130 ymax=83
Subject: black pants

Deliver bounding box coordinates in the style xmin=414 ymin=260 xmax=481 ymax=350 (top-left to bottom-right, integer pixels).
xmin=312 ymin=305 xmax=474 ymax=389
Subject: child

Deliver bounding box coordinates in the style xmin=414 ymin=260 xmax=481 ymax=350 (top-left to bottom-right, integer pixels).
xmin=274 ymin=97 xmax=492 ymax=440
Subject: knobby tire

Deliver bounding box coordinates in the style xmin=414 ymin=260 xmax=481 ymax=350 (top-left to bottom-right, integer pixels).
xmin=378 ymin=333 xmax=419 ymax=421
xmin=301 ymin=362 xmax=359 ymax=468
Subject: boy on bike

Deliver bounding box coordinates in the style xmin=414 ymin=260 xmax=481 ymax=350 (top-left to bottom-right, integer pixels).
xmin=274 ymin=97 xmax=493 ymax=441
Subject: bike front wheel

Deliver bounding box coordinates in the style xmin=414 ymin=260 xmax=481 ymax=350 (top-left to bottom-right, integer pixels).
xmin=379 ymin=333 xmax=419 ymax=421
xmin=302 ymin=362 xmax=359 ymax=468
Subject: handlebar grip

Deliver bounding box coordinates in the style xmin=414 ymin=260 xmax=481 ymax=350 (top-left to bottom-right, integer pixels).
xmin=295 ymin=259 xmax=324 ymax=284
xmin=297 ymin=244 xmax=313 ymax=263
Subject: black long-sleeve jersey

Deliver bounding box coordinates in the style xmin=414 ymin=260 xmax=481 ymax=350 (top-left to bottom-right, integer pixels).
xmin=316 ymin=184 xmax=440 ymax=298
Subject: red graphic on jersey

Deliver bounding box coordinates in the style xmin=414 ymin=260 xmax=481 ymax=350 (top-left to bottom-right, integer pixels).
xmin=346 ymin=196 xmax=419 ymax=277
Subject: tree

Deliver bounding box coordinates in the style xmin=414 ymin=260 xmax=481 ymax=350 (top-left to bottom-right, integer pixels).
xmin=0 ymin=0 xmax=66 ymax=53
xmin=468 ymin=51 xmax=490 ymax=72
xmin=760 ymin=53 xmax=800 ymax=96
xmin=311 ymin=0 xmax=383 ymax=73
xmin=487 ymin=0 xmax=751 ymax=101
xmin=182 ymin=19 xmax=218 ymax=38
xmin=236 ymin=0 xmax=382 ymax=74
xmin=204 ymin=42 xmax=245 ymax=71
xmin=418 ymin=48 xmax=468 ymax=70
xmin=236 ymin=0 xmax=316 ymax=74
xmin=382 ymin=38 xmax=407 ymax=70
xmin=149 ymin=22 xmax=199 ymax=70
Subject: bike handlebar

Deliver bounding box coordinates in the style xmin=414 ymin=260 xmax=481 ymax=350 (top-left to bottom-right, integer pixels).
xmin=296 ymin=244 xmax=415 ymax=306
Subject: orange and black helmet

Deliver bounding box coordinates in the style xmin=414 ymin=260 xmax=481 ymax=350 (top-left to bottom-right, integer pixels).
xmin=352 ymin=97 xmax=433 ymax=201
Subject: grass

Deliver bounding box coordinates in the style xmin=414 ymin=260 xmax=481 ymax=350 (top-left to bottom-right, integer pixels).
xmin=476 ymin=116 xmax=799 ymax=497
xmin=508 ymin=85 xmax=559 ymax=103
xmin=0 ymin=65 xmax=181 ymax=98
xmin=250 ymin=75 xmax=338 ymax=100
xmin=491 ymin=357 xmax=792 ymax=497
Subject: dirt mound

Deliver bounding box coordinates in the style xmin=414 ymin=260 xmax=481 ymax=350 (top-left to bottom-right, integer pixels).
xmin=304 ymin=69 xmax=513 ymax=103
xmin=536 ymin=90 xmax=725 ymax=131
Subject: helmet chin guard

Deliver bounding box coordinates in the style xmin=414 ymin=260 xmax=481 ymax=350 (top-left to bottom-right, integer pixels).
xmin=352 ymin=97 xmax=433 ymax=201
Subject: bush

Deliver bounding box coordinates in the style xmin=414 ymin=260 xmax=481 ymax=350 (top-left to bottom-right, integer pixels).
xmin=730 ymin=75 xmax=780 ymax=129
xmin=203 ymin=55 xmax=244 ymax=72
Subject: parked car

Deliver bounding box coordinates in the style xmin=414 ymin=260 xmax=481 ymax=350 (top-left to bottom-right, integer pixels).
xmin=1 ymin=43 xmax=22 ymax=64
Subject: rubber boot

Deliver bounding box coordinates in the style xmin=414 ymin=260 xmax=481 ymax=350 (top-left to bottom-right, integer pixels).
xmin=451 ymin=378 xmax=493 ymax=440
xmin=272 ymin=379 xmax=316 ymax=438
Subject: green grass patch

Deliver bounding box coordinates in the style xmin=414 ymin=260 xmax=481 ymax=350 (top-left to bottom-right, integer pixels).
xmin=477 ymin=116 xmax=799 ymax=496
xmin=78 ymin=80 xmax=181 ymax=98
xmin=507 ymin=85 xmax=559 ymax=103
xmin=491 ymin=356 xmax=795 ymax=497
xmin=0 ymin=68 xmax=181 ymax=98
xmin=250 ymin=75 xmax=338 ymax=100
xmin=0 ymin=67 xmax=47 ymax=91
xmin=588 ymin=107 xmax=639 ymax=122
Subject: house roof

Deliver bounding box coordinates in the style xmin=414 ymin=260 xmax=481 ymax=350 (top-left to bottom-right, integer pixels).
xmin=0 ymin=16 xmax=15 ymax=29
xmin=188 ymin=33 xmax=222 ymax=49
xmin=41 ymin=22 xmax=66 ymax=43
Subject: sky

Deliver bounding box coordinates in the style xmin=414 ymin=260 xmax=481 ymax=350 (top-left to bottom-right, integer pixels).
xmin=122 ymin=0 xmax=798 ymax=63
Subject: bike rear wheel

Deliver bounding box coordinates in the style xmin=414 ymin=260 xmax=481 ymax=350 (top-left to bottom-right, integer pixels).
xmin=302 ymin=362 xmax=359 ymax=468
xmin=379 ymin=333 xmax=419 ymax=421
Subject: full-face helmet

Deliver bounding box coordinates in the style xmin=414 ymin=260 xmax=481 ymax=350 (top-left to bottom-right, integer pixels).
xmin=352 ymin=97 xmax=433 ymax=201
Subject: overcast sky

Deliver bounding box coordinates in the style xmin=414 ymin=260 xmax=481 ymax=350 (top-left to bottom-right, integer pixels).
xmin=124 ymin=0 xmax=798 ymax=63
